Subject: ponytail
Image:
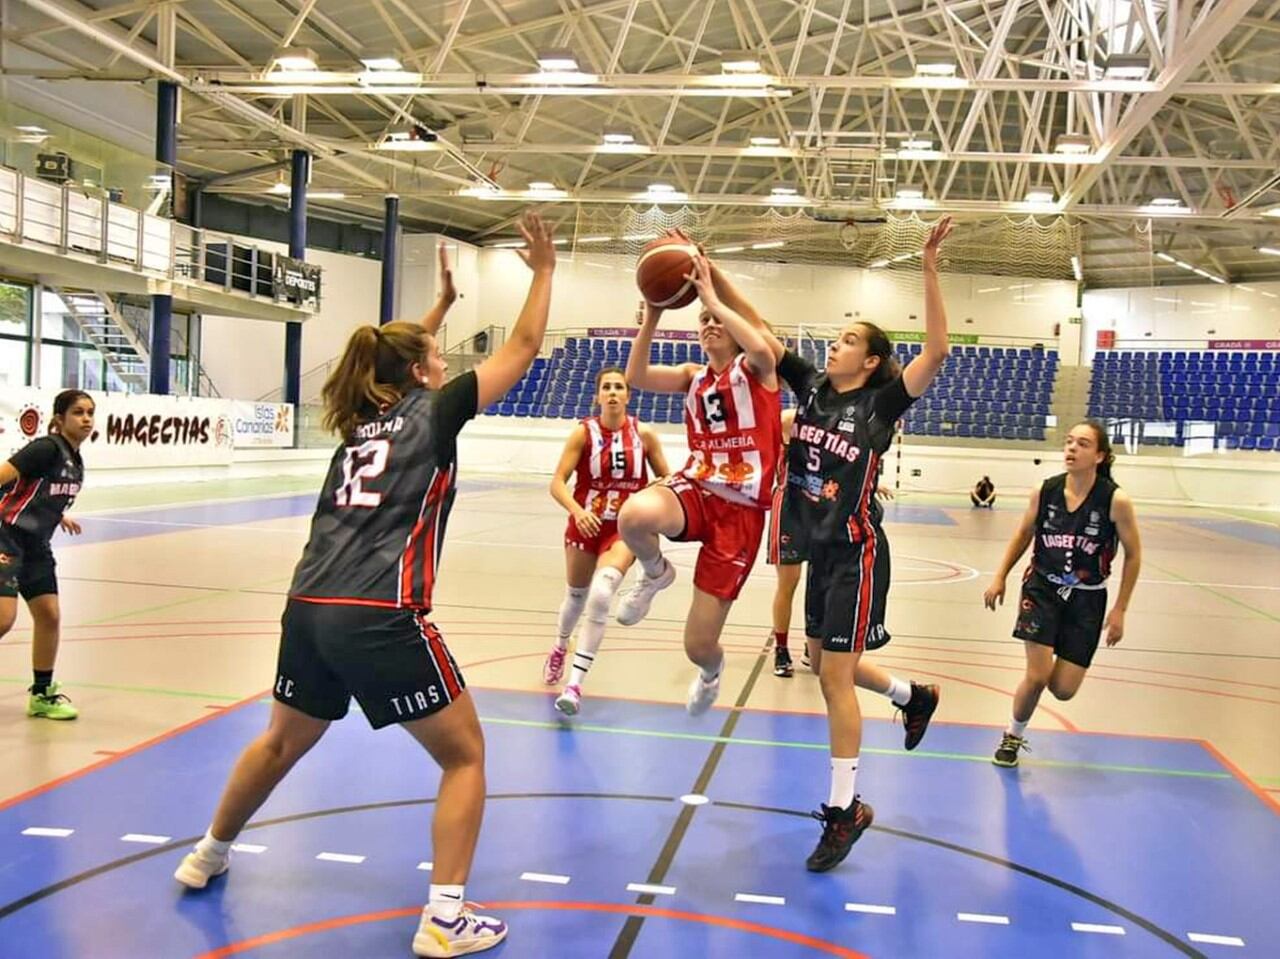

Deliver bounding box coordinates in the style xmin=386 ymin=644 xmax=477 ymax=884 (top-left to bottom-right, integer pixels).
xmin=49 ymin=389 xmax=93 ymax=434
xmin=321 ymin=321 xmax=429 ymax=440
xmin=1077 ymin=419 xmax=1117 ymax=482
xmin=857 ymin=321 xmax=902 ymax=388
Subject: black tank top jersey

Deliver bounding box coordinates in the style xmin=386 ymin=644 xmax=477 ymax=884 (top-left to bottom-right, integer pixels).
xmin=1030 ymin=473 xmax=1119 ymax=588
xmin=289 ymin=372 xmax=478 ymax=610
xmin=777 ymin=350 xmax=915 ymax=544
xmin=1 ymin=435 xmax=84 ymax=541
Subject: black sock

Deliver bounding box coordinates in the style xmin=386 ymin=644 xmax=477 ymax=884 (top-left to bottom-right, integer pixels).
xmin=32 ymin=670 xmax=53 ymax=695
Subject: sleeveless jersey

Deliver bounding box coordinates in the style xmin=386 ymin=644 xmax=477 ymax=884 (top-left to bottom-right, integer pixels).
xmin=573 ymin=415 xmax=649 ymax=521
xmin=289 ymin=373 xmax=477 ymax=610
xmin=778 ymin=350 xmax=914 ymax=545
xmin=1 ymin=435 xmax=84 ymax=541
xmin=1030 ymin=473 xmax=1119 ymax=588
xmin=680 ymin=353 xmax=782 ymax=508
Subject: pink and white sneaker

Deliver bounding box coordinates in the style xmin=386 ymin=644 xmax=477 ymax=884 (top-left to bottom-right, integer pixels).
xmin=555 ymin=684 xmax=582 ymax=716
xmin=413 ymin=904 xmax=508 ymax=957
xmin=542 ymin=645 xmax=567 ymax=685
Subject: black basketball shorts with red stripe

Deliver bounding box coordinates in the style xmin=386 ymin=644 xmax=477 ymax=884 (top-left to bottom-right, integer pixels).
xmin=804 ymin=528 xmax=893 ymax=654
xmin=274 ymin=598 xmax=466 ymax=729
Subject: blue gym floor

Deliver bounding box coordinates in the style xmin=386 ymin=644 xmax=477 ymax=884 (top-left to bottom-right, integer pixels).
xmin=1 ymin=688 xmax=1275 ymax=958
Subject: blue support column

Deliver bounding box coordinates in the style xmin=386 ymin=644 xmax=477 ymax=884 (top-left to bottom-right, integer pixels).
xmin=284 ymin=149 xmax=309 ymax=409
xmin=379 ymin=195 xmax=399 ymax=325
xmin=149 ymin=80 xmax=178 ymax=395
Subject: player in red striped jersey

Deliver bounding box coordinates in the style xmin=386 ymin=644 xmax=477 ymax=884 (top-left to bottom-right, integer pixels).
xmin=616 ymin=249 xmax=781 ymax=717
xmin=174 ymin=218 xmax=556 ymax=958
xmin=544 ymin=367 xmax=669 ymax=715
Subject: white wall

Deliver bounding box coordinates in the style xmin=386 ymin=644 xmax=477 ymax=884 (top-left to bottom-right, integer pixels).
xmin=400 ymin=234 xmax=481 ymax=352
xmin=1082 ymin=280 xmax=1280 ymax=363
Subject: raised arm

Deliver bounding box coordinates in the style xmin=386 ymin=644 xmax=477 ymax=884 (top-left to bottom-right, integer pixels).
xmin=639 ymin=423 xmax=671 ymax=477
xmin=1103 ymin=490 xmax=1142 ymax=646
xmin=687 ymin=254 xmax=778 ymax=388
xmin=901 ymin=216 xmax=955 ymax=398
xmin=419 ymin=243 xmax=458 ymax=336
xmin=706 ymin=259 xmax=787 ymax=363
xmin=625 ymin=302 xmax=698 ymax=393
xmin=983 ymin=483 xmax=1040 ymax=609
xmin=474 ymin=213 xmax=556 ymax=411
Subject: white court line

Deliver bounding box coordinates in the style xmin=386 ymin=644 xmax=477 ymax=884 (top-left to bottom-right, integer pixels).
xmin=627 ymin=883 xmax=676 ymax=896
xmin=21 ymin=827 xmax=73 ymax=838
xmin=1187 ymin=933 xmax=1245 ymax=947
xmin=975 ymin=570 xmax=1280 ymax=592
xmin=520 ymin=872 xmax=570 ymax=885
xmin=316 ymin=852 xmax=365 ymax=864
xmin=231 ymin=843 xmax=267 ymax=854
xmin=735 ymin=893 xmax=786 ymax=906
xmin=417 ymin=861 xmax=433 ymax=871
xmin=957 ymin=913 xmax=1010 ymax=925
xmin=1072 ymin=922 xmax=1125 ymax=935
xmin=120 ymin=833 xmax=171 ymax=844
xmin=845 ymin=903 xmax=896 ymax=915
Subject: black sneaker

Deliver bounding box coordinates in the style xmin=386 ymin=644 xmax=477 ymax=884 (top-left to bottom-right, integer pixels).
xmin=773 ymin=646 xmax=794 ymax=678
xmin=993 ymin=732 xmax=1029 ymax=767
xmin=805 ymin=798 xmax=874 ymax=873
xmin=898 ymin=682 xmax=939 ymax=751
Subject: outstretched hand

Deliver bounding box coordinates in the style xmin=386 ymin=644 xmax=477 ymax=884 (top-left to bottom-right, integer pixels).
xmin=922 ymin=215 xmax=954 ymax=270
xmin=438 ymin=244 xmax=457 ymax=303
xmin=515 ymin=212 xmax=556 ymax=272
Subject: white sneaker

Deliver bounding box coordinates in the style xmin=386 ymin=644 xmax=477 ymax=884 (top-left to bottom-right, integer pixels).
xmin=616 ymin=559 xmax=676 ymax=626
xmin=686 ymin=671 xmax=721 ymax=716
xmin=555 ymin=684 xmax=583 ymax=716
xmin=174 ymin=847 xmax=229 ymax=889
xmin=413 ymin=904 xmax=508 ymax=957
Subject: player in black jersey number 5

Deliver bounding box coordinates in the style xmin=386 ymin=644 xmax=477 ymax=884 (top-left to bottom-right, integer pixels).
xmin=174 ymin=215 xmax=558 ymax=959
xmin=0 ymin=389 xmax=93 ymax=721
xmin=984 ymin=421 xmax=1142 ymax=767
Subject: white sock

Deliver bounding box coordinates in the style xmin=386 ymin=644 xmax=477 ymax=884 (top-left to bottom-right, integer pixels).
xmin=428 ymin=883 xmax=465 ymax=920
xmin=640 ymin=553 xmax=667 ymax=579
xmin=1009 ymin=717 xmax=1029 ymax=737
xmin=196 ymin=828 xmax=232 ymax=859
xmin=885 ymin=676 xmax=912 ymax=707
xmin=571 ymin=567 xmax=622 ymax=687
xmin=700 ymin=653 xmax=724 ymax=683
xmin=556 ymin=586 xmax=589 ymax=647
xmin=828 ymin=757 xmax=859 ymax=809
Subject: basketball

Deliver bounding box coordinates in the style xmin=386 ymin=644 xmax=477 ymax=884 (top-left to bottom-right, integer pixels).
xmin=635 ymin=237 xmax=700 ymax=309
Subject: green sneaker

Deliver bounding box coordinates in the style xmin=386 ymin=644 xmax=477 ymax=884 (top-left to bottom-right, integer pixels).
xmin=28 ymin=682 xmax=79 ymax=720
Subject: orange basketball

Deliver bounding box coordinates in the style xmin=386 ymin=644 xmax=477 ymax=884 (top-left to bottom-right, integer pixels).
xmin=635 ymin=237 xmax=700 ymax=309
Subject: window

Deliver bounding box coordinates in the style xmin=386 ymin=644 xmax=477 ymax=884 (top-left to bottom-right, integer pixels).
xmin=0 ymin=280 xmax=32 ymax=388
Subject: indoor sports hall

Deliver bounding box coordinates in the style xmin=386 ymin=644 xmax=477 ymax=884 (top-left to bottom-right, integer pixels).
xmin=1 ymin=2 xmax=1277 ymax=958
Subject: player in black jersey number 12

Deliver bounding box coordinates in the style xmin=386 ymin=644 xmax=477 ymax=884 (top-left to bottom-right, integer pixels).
xmin=984 ymin=421 xmax=1142 ymax=766
xmin=174 ymin=214 xmax=558 ymax=959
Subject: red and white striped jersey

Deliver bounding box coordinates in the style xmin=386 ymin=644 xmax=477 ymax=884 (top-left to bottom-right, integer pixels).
xmin=572 ymin=414 xmax=649 ymax=521
xmin=680 ymin=353 xmax=782 ymax=508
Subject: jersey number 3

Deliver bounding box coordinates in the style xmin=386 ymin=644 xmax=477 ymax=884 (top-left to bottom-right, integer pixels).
xmin=336 ymin=439 xmax=390 ymax=507
xmin=701 ymin=390 xmax=727 ymax=426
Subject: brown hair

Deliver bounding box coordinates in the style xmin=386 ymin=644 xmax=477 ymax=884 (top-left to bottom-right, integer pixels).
xmin=854 ymin=321 xmax=902 ymax=388
xmin=1074 ymin=419 xmax=1116 ymax=481
xmin=49 ymin=389 xmax=94 ymax=434
xmin=321 ymin=321 xmax=430 ymax=440
xmin=594 ymin=365 xmax=627 ymax=390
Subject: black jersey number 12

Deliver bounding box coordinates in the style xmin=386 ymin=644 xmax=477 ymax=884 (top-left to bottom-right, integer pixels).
xmin=335 ymin=438 xmax=390 ymax=507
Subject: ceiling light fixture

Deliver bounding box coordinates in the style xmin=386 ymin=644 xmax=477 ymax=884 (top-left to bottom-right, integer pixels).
xmin=720 ymin=52 xmax=763 ymax=74
xmin=536 ymin=49 xmax=579 ymax=72
xmin=1054 ymin=132 xmax=1092 ymax=155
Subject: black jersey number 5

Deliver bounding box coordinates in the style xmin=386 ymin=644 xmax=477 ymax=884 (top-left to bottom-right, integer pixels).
xmin=335 ymin=438 xmax=390 ymax=507
xmin=701 ymin=390 xmax=727 ymax=426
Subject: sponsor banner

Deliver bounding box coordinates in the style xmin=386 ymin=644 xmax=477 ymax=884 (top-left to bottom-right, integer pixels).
xmin=1207 ymin=339 xmax=1280 ymax=350
xmin=587 ymin=327 xmax=700 ymax=341
xmin=231 ymin=401 xmax=294 ymax=448
xmin=886 ymin=330 xmax=981 ymax=344
xmin=1 ymin=389 xmax=244 ymax=468
xmin=272 ymin=255 xmax=322 ymax=305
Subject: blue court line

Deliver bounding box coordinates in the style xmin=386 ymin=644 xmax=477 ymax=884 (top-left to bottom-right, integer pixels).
xmin=1180 ymin=518 xmax=1280 ymax=549
xmin=881 ymin=504 xmax=957 ymax=526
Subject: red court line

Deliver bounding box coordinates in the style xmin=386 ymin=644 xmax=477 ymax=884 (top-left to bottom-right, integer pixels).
xmin=1197 ymin=739 xmax=1280 ymax=819
xmin=0 ymin=688 xmax=270 ymax=813
xmin=191 ymin=901 xmax=871 ymax=959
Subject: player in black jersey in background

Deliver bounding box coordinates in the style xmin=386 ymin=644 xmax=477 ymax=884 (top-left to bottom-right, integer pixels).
xmin=0 ymin=389 xmax=93 ymax=721
xmin=983 ymin=421 xmax=1141 ymax=767
xmin=174 ymin=215 xmax=557 ymax=959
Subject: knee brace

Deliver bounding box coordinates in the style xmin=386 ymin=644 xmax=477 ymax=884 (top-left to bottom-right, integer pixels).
xmin=586 ymin=567 xmax=624 ymax=623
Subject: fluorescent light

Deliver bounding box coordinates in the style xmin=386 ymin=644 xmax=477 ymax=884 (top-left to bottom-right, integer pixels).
xmin=915 ymin=59 xmax=957 ymax=77
xmin=577 ymin=235 xmax=612 ymax=243
xmin=977 ymin=286 xmax=1001 ymax=294
xmin=602 ymin=131 xmax=634 ymax=144
xmin=1258 ymin=246 xmax=1280 ymax=257
xmin=15 ymin=124 xmax=47 ymax=134
xmin=269 ymin=182 xmax=291 ymax=195
xmin=361 ymin=57 xmax=403 ymax=71
xmin=1104 ymin=54 xmax=1149 ymax=79
xmin=751 ymin=241 xmax=785 ymax=250
xmin=647 ymin=183 xmax=676 ymax=194
xmin=1055 ymin=133 xmax=1092 ymax=155
xmin=528 ymin=181 xmax=555 ymax=190
xmin=272 ymin=49 xmax=317 ymax=71
xmin=1071 ymin=255 xmax=1083 ymax=281
xmin=537 ymin=49 xmax=579 ymax=72
xmin=1175 ymin=260 xmax=1195 ymax=270
xmin=1263 ymin=206 xmax=1280 ymax=218
xmin=307 ymin=191 xmax=345 ymax=199
xmin=749 ymin=135 xmax=781 ymax=146
xmin=1149 ymin=197 xmax=1182 ymax=206
xmin=145 ymin=174 xmax=171 ymax=188
xmin=359 ymin=69 xmax=421 ymax=84
xmin=869 ymin=258 xmax=890 ymax=269
xmin=771 ymin=185 xmax=798 ymax=195
xmin=1155 ymin=252 xmax=1178 ymax=263
xmin=1025 ymin=188 xmax=1055 ymax=204
xmin=896 ymin=186 xmax=924 ymax=200
xmin=714 ymin=245 xmax=745 ymax=253
xmin=892 ymin=252 xmax=917 ymax=262
xmin=459 ymin=185 xmax=501 ymax=198
xmin=721 ymin=52 xmax=762 ymax=74
xmin=902 ymin=137 xmax=933 ymax=150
